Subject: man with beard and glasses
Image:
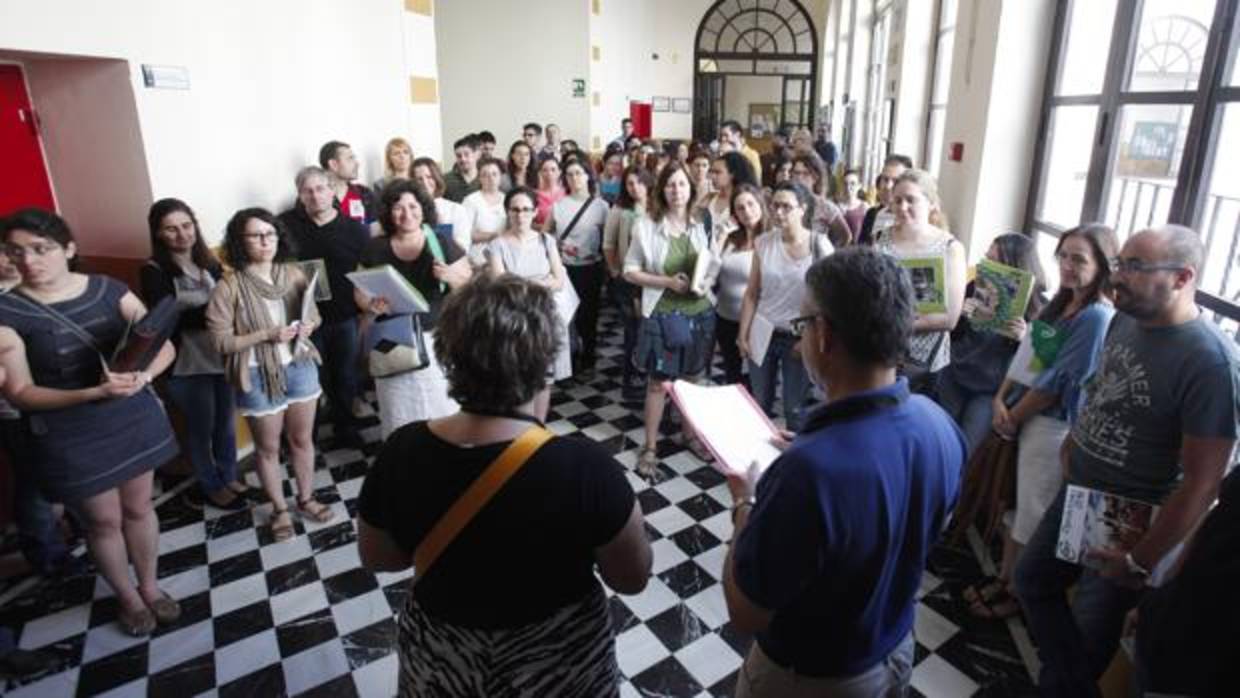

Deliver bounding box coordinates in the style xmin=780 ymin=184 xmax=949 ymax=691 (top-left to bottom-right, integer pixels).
xmin=1013 ymin=225 xmax=1239 ymax=697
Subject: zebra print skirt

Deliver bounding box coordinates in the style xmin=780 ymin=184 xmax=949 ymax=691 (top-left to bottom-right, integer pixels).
xmin=397 ymin=583 xmax=620 ymax=697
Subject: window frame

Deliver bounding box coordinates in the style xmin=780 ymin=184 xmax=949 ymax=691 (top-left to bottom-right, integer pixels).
xmin=1024 ymin=0 xmax=1240 ymax=319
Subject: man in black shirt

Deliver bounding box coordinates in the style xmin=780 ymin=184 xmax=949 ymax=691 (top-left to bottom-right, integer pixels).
xmin=279 ymin=166 xmax=370 ymax=449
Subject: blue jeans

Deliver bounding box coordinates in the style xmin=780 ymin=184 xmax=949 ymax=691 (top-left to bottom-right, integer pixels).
xmin=164 ymin=373 xmax=238 ymax=495
xmin=1013 ymin=486 xmax=1143 ymax=698
xmin=934 ymin=372 xmax=994 ymax=457
xmin=748 ymin=331 xmax=811 ymax=432
xmin=2 ymin=419 xmax=71 ymax=573
xmin=312 ymin=317 xmax=361 ymax=433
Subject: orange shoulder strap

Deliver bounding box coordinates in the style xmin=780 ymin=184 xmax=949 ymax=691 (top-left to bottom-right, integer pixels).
xmin=412 ymin=425 xmax=553 ymax=583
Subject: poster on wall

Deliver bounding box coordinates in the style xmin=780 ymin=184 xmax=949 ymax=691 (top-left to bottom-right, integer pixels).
xmin=748 ymin=103 xmax=779 ymax=138
xmin=652 ymin=96 xmax=670 ymax=112
xmin=673 ymin=98 xmax=692 ymax=113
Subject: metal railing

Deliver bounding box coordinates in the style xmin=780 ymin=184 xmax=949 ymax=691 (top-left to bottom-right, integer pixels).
xmin=1110 ymin=175 xmax=1240 ymax=338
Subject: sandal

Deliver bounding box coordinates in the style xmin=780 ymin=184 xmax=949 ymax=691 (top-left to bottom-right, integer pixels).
xmin=636 ymin=447 xmax=660 ymax=479
xmin=968 ymin=585 xmax=1022 ymax=620
xmin=270 ymin=507 xmax=295 ymax=542
xmin=118 ymin=606 xmax=156 ymax=637
xmin=684 ymin=433 xmax=714 ymax=463
xmin=145 ymin=591 xmax=181 ymax=625
xmin=961 ymin=575 xmax=1004 ymax=605
xmin=296 ymin=496 xmax=336 ymax=524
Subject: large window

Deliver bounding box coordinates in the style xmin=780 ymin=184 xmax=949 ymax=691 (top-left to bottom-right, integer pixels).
xmin=924 ymin=0 xmax=958 ymax=176
xmin=1026 ymin=0 xmax=1240 ymax=314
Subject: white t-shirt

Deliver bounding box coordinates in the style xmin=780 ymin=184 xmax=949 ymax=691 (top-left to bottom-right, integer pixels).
xmin=462 ymin=191 xmax=506 ymax=240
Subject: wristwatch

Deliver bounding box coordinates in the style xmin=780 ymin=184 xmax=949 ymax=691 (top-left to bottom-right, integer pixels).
xmin=731 ymin=497 xmax=756 ymax=525
xmin=1124 ymin=552 xmax=1151 ymax=580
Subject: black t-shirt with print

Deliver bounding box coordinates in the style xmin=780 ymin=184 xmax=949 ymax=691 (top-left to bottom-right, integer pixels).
xmin=358 ymin=421 xmax=635 ymax=629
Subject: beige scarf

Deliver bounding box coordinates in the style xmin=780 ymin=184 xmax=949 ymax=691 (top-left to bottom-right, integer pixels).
xmin=234 ymin=264 xmax=296 ymax=401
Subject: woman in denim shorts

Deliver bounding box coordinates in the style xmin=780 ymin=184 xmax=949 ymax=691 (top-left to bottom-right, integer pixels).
xmin=207 ymin=208 xmax=336 ymax=542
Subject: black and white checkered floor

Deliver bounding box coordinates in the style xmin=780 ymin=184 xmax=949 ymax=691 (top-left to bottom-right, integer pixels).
xmin=0 ymin=310 xmax=1038 ymax=697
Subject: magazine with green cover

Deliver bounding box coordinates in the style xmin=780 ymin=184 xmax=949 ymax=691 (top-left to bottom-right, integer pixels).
xmin=899 ymin=255 xmax=947 ymax=315
xmin=968 ymin=259 xmax=1034 ymax=336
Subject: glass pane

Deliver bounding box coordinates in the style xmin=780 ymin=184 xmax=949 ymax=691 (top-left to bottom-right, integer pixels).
xmin=926 ymin=107 xmax=946 ymax=177
xmin=938 ymin=0 xmax=959 ymax=29
xmin=1197 ymin=104 xmax=1240 ymax=299
xmin=931 ymin=28 xmax=955 ymax=105
xmin=1056 ymin=0 xmax=1119 ymax=96
xmin=1127 ymin=0 xmax=1216 ymax=92
xmin=1036 ymin=231 xmax=1062 ymax=293
xmin=1037 ymin=105 xmax=1099 ymax=228
xmin=1231 ymin=33 xmax=1240 ymax=86
xmin=1103 ymin=104 xmax=1193 ymax=239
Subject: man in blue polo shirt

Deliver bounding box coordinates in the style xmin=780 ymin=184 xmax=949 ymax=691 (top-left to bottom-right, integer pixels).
xmin=723 ymin=247 xmax=964 ymax=697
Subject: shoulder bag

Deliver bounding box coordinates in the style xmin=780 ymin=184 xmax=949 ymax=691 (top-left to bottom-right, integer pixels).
xmin=413 ymin=425 xmax=553 ymax=585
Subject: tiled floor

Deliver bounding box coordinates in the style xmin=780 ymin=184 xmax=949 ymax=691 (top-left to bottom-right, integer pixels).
xmin=0 ymin=310 xmax=1037 ymax=697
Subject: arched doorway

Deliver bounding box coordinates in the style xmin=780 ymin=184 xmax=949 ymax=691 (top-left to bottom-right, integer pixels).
xmin=692 ymin=0 xmax=819 ymax=143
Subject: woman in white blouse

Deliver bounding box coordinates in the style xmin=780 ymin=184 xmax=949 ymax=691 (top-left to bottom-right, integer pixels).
xmin=461 ymin=157 xmax=506 ymax=265
xmin=623 ymin=163 xmax=715 ymax=478
xmin=738 ymin=182 xmax=832 ymax=431
xmin=543 ymin=159 xmax=610 ymax=375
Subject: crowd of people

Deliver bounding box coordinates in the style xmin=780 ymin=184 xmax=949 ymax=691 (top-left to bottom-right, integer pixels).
xmin=0 ymin=115 xmax=1236 ymax=697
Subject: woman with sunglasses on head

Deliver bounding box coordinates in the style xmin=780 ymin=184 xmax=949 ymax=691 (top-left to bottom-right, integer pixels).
xmin=962 ymin=224 xmax=1117 ymax=621
xmin=207 ymin=208 xmax=335 ymax=544
xmin=140 ymin=198 xmax=247 ymax=512
xmin=486 ymin=187 xmax=573 ymax=399
xmin=0 ymin=208 xmax=181 ymax=637
xmin=355 ymin=180 xmax=472 ymax=439
xmin=738 ymin=182 xmax=832 ymax=431
xmin=624 ymin=163 xmax=717 ymax=478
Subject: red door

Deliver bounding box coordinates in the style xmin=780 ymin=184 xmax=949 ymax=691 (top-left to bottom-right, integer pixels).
xmin=0 ymin=65 xmax=55 ymax=216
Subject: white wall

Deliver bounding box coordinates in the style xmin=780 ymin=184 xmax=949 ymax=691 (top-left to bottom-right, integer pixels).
xmin=0 ymin=0 xmax=440 ymax=251
xmin=436 ymin=0 xmax=591 ymax=160
xmin=938 ymin=0 xmax=1055 ymax=257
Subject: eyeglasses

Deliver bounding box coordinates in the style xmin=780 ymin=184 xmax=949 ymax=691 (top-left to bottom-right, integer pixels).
xmin=1054 ymin=251 xmax=1093 ymax=268
xmin=1110 ymin=257 xmax=1186 ymax=275
xmin=508 ymin=206 xmax=536 ymax=214
xmin=5 ymin=242 xmax=62 ymax=259
xmin=243 ymin=231 xmax=278 ymax=242
xmin=790 ymin=314 xmax=819 ymax=337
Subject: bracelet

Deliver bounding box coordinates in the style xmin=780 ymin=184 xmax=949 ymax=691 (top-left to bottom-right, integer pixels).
xmin=731 ymin=497 xmax=755 ymax=525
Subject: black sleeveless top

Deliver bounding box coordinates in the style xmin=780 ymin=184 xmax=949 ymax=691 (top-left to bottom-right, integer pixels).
xmin=0 ymin=275 xmax=129 ymax=390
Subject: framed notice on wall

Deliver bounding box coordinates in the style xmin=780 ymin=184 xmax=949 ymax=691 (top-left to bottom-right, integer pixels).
xmin=673 ymin=98 xmax=692 ymax=113
xmin=652 ymin=96 xmax=670 ymax=112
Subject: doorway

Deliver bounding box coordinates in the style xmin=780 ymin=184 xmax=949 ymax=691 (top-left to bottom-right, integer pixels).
xmin=0 ymin=64 xmax=55 ymax=215
xmin=691 ymin=0 xmax=819 ymax=144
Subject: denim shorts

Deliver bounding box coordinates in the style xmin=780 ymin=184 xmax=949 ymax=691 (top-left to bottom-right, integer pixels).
xmin=234 ymin=359 xmax=322 ymax=417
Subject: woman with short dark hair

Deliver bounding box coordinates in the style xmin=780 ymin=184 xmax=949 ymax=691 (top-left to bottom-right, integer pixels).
xmin=0 ymin=208 xmax=181 ymax=636
xmin=207 ymin=208 xmax=333 ymax=543
xmin=357 ymin=275 xmax=651 ymax=697
xmin=412 ymin=157 xmax=473 ymax=252
xmin=140 ymin=198 xmax=246 ymax=511
xmin=355 ymin=180 xmax=472 ymax=439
